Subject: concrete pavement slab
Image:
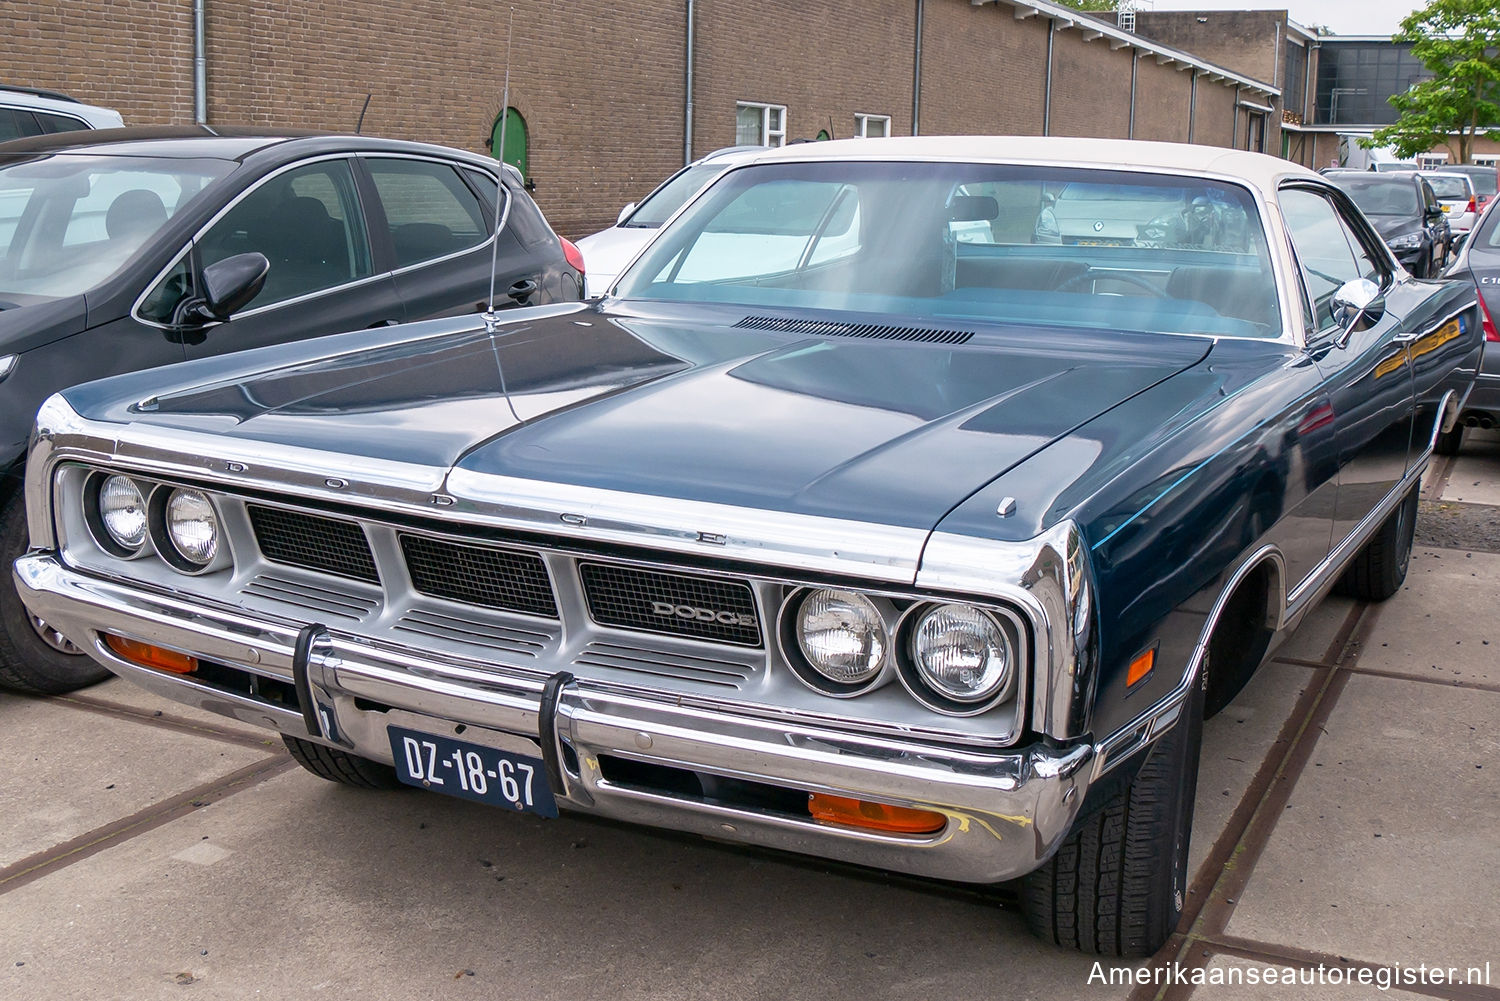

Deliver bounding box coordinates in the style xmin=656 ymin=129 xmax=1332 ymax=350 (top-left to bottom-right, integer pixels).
xmin=1224 ymin=674 xmax=1500 ymax=971
xmin=1354 ymin=548 xmax=1500 ymax=687
xmin=62 ymin=676 xmax=282 ymax=745
xmin=1190 ymin=661 xmax=1313 ymax=878
xmin=1274 ymin=595 xmax=1356 ymax=664
xmin=0 ymin=769 xmax=1138 ymax=1001
xmin=0 ymin=694 xmax=275 ymax=871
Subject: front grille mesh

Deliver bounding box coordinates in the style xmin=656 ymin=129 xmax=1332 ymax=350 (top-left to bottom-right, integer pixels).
xmin=579 ymin=562 xmax=762 ymax=647
xmin=247 ymin=505 xmax=379 ymax=583
xmin=400 ymin=534 xmax=558 ymax=618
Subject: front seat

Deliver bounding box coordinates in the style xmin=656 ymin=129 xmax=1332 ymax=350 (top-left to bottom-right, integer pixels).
xmin=105 ymin=189 xmax=168 ymax=241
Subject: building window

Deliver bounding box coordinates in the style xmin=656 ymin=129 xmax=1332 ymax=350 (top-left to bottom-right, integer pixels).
xmin=1474 ymin=155 xmax=1499 ymax=167
xmin=855 ymin=114 xmax=891 ymax=138
xmin=1417 ymin=152 xmax=1449 ymax=170
xmin=736 ymin=103 xmax=786 ymax=147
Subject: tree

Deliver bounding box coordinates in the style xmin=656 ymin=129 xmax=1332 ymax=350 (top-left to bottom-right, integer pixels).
xmin=1364 ymin=0 xmax=1500 ymax=163
xmin=1055 ymin=0 xmax=1118 ymax=11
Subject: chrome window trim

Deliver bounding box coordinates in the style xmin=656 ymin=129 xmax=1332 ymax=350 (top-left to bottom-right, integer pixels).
xmin=129 ymin=152 xmax=509 ymax=332
xmin=608 ymin=154 xmax=1309 ymax=346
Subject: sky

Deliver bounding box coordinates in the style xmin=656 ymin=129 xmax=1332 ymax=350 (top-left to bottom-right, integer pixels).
xmin=1143 ymin=0 xmax=1422 ymax=36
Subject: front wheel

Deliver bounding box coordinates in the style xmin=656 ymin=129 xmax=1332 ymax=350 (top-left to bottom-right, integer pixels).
xmin=1019 ymin=656 xmax=1205 ymax=956
xmin=0 ymin=491 xmax=112 ymax=694
xmin=283 ymin=734 xmax=402 ymax=789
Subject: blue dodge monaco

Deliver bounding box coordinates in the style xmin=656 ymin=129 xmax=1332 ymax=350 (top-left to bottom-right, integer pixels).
xmin=15 ymin=137 xmax=1481 ymax=956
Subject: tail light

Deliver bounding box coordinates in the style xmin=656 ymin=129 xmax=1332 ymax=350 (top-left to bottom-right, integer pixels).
xmin=1482 ymin=296 xmax=1499 ymax=342
xmin=560 ymin=237 xmax=585 ymax=275
xmin=1467 ymin=197 xmax=1478 ymax=214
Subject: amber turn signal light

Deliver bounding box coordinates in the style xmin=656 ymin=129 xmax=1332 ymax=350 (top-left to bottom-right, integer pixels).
xmin=104 ymin=634 xmax=198 ymax=674
xmin=807 ymin=793 xmax=947 ymax=835
xmin=1127 ymin=647 xmax=1155 ymax=689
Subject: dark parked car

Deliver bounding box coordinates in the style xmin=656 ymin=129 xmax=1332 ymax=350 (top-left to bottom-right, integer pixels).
xmin=0 ymin=126 xmax=582 ymax=694
xmin=15 ymin=138 xmax=1480 ymax=957
xmin=1437 ymin=195 xmax=1500 ymax=452
xmin=1327 ymin=170 xmax=1451 ymax=277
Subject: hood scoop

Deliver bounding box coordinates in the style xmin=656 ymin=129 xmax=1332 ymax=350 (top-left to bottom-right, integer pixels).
xmin=733 ymin=315 xmax=973 ymax=345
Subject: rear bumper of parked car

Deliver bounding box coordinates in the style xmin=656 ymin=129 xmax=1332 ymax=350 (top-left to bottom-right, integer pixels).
xmin=15 ymin=552 xmax=1094 ymax=884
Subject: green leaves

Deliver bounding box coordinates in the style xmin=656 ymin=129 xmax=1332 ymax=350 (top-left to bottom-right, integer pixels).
xmin=1367 ymin=0 xmax=1500 ymax=161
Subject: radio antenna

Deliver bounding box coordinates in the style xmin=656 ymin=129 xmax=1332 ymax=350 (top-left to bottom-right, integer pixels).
xmin=483 ymin=8 xmax=517 ymax=334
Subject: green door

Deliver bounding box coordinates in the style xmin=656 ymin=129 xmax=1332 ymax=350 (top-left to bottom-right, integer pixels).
xmin=490 ymin=107 xmax=528 ymax=180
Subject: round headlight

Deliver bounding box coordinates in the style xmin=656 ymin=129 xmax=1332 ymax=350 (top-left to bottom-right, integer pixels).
xmin=910 ymin=604 xmax=1013 ymax=704
xmin=795 ymin=588 xmax=887 ymax=685
xmin=98 ymin=476 xmax=148 ymax=552
xmin=164 ymin=489 xmax=219 ymax=566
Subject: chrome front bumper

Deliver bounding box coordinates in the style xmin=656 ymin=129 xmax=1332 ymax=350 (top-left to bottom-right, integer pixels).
xmin=16 ymin=553 xmax=1094 ymax=884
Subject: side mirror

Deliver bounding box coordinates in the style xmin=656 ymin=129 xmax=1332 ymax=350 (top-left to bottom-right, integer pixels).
xmin=1330 ymin=277 xmax=1384 ymax=345
xmin=616 ymin=202 xmax=636 ymax=225
xmin=173 ymin=252 xmax=269 ymax=327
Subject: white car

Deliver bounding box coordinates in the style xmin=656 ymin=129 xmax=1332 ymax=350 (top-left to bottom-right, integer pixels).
xmin=1424 ymin=170 xmax=1479 ymax=238
xmin=0 ymin=85 xmax=124 ymax=141
xmin=575 ymin=145 xmax=763 ymax=296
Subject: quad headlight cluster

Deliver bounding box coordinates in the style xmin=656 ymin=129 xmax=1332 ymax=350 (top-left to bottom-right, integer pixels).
xmin=84 ymin=472 xmax=229 ymax=574
xmin=779 ymin=586 xmax=1021 ymax=715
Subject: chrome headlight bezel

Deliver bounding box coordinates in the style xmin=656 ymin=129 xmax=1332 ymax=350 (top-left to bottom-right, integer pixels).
xmin=150 ymin=486 xmax=228 ymax=574
xmin=895 ymin=601 xmax=1023 ymax=716
xmin=778 ymin=586 xmax=896 ymax=697
xmin=84 ymin=472 xmax=151 ymax=559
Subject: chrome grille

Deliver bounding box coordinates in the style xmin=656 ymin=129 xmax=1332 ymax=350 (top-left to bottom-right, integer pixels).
xmin=579 ymin=562 xmax=762 ymax=647
xmin=394 ymin=608 xmax=555 ymax=658
xmin=573 ymin=641 xmax=754 ymax=689
xmin=247 ymin=505 xmax=379 ymax=583
xmin=400 ymin=534 xmax=558 ymax=619
xmin=240 ymin=573 xmax=379 ymax=623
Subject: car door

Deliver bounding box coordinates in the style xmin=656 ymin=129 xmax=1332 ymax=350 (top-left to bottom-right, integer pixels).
xmin=1280 ymin=185 xmax=1415 ymax=552
xmin=144 ymin=156 xmax=404 ymax=360
xmin=356 ymin=155 xmax=539 ymax=321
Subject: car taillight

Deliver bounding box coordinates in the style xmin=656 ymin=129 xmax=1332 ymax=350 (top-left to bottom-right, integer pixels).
xmin=1482 ymin=296 xmax=1500 ymax=342
xmin=560 ymin=237 xmax=585 ymax=275
xmin=1467 ymin=197 xmax=1478 ymax=214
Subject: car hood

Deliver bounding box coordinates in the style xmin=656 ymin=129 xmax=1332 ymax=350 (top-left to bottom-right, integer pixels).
xmin=573 ymin=225 xmax=654 ymax=295
xmin=71 ymin=302 xmax=1210 ymax=532
xmin=0 ymin=294 xmax=88 ymax=356
xmin=1366 ymin=214 xmax=1422 ymax=240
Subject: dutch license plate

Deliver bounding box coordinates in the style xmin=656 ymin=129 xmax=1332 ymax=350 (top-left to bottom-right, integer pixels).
xmin=387 ymin=725 xmax=558 ymax=817
xmin=1442 ymin=204 xmax=1451 ymax=212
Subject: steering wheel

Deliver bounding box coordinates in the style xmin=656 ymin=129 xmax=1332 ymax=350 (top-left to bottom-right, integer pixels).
xmin=1055 ymin=269 xmax=1168 ymax=297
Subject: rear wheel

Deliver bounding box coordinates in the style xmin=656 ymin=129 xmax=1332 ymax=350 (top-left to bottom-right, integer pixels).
xmin=1434 ymin=421 xmax=1464 ymax=456
xmin=1335 ymin=485 xmax=1418 ymax=601
xmin=1020 ymin=656 xmax=1205 ymax=956
xmin=0 ymin=491 xmax=111 ymax=694
xmin=283 ymin=734 xmax=402 ymax=789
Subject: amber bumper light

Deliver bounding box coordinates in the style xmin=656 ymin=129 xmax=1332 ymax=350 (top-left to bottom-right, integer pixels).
xmin=104 ymin=634 xmax=198 ymax=674
xmin=807 ymin=793 xmax=947 ymax=834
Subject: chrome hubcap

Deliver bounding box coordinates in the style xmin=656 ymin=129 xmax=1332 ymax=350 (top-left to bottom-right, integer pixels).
xmin=28 ymin=613 xmax=83 ymax=655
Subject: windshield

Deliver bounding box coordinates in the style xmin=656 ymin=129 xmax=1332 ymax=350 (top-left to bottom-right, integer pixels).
xmin=0 ymin=154 xmax=232 ymax=304
xmin=615 ymin=161 xmax=1282 ymax=338
xmin=1454 ymin=167 xmax=1498 ymax=196
xmin=623 ymin=162 xmax=734 ymax=229
xmin=1423 ymin=175 xmax=1469 ymax=200
xmin=1333 ymin=177 xmax=1418 ymax=216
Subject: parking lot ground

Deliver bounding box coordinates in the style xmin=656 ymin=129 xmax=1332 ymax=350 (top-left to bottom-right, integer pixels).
xmin=3 ymin=440 xmax=1498 ymax=1000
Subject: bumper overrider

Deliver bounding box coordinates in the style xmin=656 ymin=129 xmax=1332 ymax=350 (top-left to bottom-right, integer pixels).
xmin=16 ymin=552 xmax=1095 ymax=883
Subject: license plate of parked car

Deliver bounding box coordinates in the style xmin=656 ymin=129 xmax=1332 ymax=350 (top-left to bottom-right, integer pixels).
xmin=387 ymin=725 xmax=558 ymax=817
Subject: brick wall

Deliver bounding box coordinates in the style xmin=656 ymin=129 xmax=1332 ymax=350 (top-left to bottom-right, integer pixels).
xmin=0 ymin=0 xmax=196 ymax=125
xmin=1133 ymin=57 xmax=1194 ymax=143
xmin=918 ymin=2 xmax=1048 ymax=136
xmin=1050 ymin=29 xmax=1135 ymax=140
xmin=1192 ymin=72 xmax=1237 ymax=149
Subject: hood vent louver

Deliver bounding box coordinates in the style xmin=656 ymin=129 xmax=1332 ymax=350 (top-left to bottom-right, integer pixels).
xmin=733 ymin=316 xmax=973 ymax=345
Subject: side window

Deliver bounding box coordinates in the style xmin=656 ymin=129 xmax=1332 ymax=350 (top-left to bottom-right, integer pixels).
xmin=198 ymin=159 xmax=372 ymax=309
xmin=32 ymin=111 xmax=89 ymax=134
xmin=365 ymin=158 xmax=487 ymax=268
xmin=1279 ymin=188 xmax=1365 ymax=331
xmin=0 ymin=108 xmax=39 ymax=142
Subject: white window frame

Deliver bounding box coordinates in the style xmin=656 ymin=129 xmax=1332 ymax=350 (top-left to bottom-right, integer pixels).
xmin=1417 ymin=152 xmax=1449 ymax=170
xmin=736 ymin=102 xmax=787 ymax=147
xmin=854 ymin=113 xmax=892 ymax=139
xmin=1472 ymin=154 xmax=1498 ymax=167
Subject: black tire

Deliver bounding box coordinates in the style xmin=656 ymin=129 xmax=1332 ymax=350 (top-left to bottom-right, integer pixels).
xmin=1434 ymin=421 xmax=1464 ymax=456
xmin=1020 ymin=659 xmax=1205 ymax=957
xmin=0 ymin=491 xmax=112 ymax=695
xmin=283 ymin=734 xmax=402 ymax=789
xmin=1335 ymin=486 xmax=1417 ymax=602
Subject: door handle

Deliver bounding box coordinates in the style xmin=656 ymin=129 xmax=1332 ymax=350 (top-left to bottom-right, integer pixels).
xmin=367 ymin=318 xmax=400 ymax=328
xmin=1392 ymin=330 xmax=1421 ymax=344
xmin=507 ymin=279 xmax=539 ymax=303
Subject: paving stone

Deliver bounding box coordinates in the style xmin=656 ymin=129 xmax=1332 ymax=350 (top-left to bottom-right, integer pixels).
xmin=0 ymin=769 xmax=1137 ymax=1001
xmin=1274 ymin=594 xmax=1356 ymax=664
xmin=1439 ymin=427 xmax=1500 ymax=505
xmin=0 ymin=694 xmax=275 ymax=869
xmin=1355 ymin=548 xmax=1500 ymax=687
xmin=1225 ymin=675 xmax=1500 ymax=971
xmin=1190 ymin=661 xmax=1312 ymax=880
